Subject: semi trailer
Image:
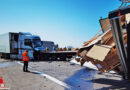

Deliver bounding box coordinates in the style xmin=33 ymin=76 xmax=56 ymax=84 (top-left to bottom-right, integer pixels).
xmin=0 ymin=32 xmax=76 ymax=60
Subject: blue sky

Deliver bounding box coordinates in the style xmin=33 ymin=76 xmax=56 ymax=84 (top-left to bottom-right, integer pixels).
xmin=0 ymin=0 xmax=121 ymax=48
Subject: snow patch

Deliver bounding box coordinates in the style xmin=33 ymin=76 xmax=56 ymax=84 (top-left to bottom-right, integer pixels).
xmin=64 ymin=68 xmax=96 ymax=90
xmin=70 ymin=59 xmax=98 ymax=70
xmin=70 ymin=59 xmax=116 ymax=74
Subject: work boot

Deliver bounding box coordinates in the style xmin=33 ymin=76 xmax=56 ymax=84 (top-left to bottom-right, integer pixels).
xmin=26 ymin=70 xmax=30 ymax=72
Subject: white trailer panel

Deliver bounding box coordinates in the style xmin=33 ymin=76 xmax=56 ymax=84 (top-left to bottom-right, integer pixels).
xmin=0 ymin=33 xmax=10 ymax=53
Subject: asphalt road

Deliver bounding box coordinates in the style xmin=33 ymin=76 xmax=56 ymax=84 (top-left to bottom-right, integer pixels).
xmin=0 ymin=59 xmax=130 ymax=90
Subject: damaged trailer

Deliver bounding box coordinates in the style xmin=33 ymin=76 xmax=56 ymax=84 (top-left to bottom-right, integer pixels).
xmin=76 ymin=13 xmax=128 ymax=77
xmin=109 ymin=6 xmax=130 ymax=79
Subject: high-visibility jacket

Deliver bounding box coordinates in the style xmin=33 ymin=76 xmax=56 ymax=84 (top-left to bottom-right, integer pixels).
xmin=0 ymin=78 xmax=3 ymax=84
xmin=22 ymin=51 xmax=29 ymax=61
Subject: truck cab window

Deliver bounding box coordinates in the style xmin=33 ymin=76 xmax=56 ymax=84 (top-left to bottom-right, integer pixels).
xmin=33 ymin=39 xmax=42 ymax=48
xmin=24 ymin=39 xmax=32 ymax=46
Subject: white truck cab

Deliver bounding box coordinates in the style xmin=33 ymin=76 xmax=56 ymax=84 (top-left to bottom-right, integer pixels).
xmin=17 ymin=32 xmax=45 ymax=60
xmin=0 ymin=32 xmax=46 ymax=60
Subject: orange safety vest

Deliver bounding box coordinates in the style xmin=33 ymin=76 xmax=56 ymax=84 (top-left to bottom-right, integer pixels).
xmin=22 ymin=51 xmax=29 ymax=61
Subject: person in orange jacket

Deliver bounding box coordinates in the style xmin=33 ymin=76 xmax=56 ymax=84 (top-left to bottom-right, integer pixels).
xmin=22 ymin=50 xmax=29 ymax=72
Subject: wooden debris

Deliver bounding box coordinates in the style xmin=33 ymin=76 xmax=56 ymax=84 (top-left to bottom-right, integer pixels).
xmin=77 ymin=17 xmax=127 ymax=73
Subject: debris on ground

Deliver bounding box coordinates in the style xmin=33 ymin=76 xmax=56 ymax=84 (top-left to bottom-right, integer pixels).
xmin=76 ymin=15 xmax=128 ymax=74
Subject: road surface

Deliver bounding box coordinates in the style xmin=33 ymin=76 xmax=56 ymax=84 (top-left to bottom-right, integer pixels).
xmin=0 ymin=59 xmax=130 ymax=90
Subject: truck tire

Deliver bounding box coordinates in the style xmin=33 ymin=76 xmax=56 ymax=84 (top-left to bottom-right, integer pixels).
xmin=1 ymin=53 xmax=10 ymax=59
xmin=4 ymin=53 xmax=10 ymax=59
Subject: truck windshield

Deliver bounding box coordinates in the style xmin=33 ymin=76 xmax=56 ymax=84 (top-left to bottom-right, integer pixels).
xmin=33 ymin=39 xmax=42 ymax=47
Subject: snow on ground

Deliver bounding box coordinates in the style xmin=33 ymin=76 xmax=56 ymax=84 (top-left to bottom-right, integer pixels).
xmin=58 ymin=58 xmax=98 ymax=90
xmin=64 ymin=68 xmax=96 ymax=90
xmin=70 ymin=58 xmax=98 ymax=70
xmin=0 ymin=61 xmax=16 ymax=68
xmin=0 ymin=59 xmax=120 ymax=90
xmin=70 ymin=58 xmax=116 ymax=74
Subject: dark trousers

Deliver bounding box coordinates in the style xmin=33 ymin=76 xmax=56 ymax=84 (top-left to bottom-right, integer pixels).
xmin=23 ymin=61 xmax=28 ymax=71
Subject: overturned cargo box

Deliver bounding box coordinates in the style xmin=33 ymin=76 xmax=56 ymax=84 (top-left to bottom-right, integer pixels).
xmin=77 ymin=16 xmax=127 ymax=74
xmin=85 ymin=44 xmax=121 ymax=72
xmin=78 ymin=30 xmax=126 ymax=73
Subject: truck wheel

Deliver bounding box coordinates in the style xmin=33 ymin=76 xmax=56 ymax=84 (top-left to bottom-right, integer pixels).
xmin=50 ymin=55 xmax=56 ymax=60
xmin=60 ymin=57 xmax=66 ymax=61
